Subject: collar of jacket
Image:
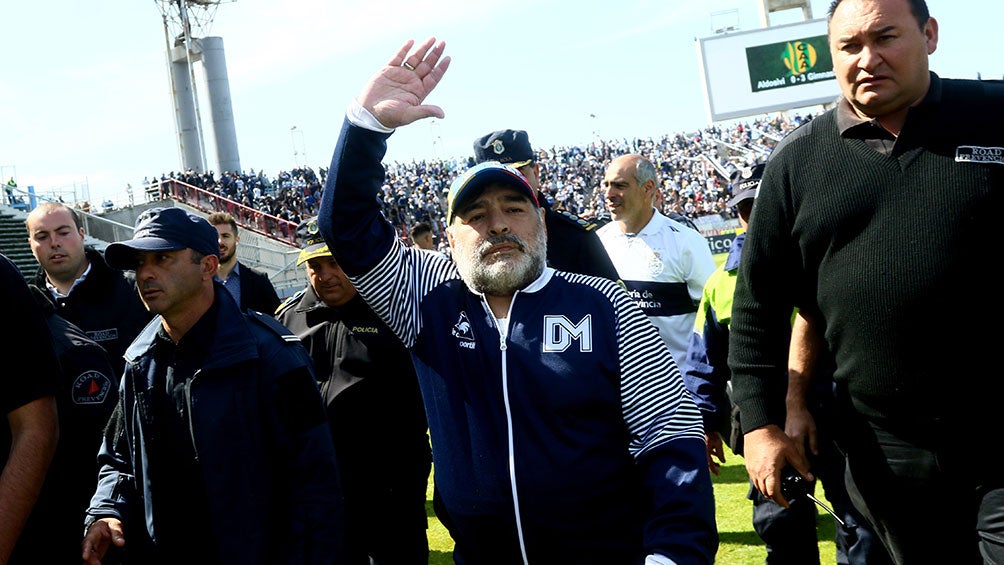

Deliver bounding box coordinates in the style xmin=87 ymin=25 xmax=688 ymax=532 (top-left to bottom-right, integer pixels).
xmin=464 ymin=266 xmax=556 ymax=300
xmin=124 ymin=282 xmax=259 ymax=369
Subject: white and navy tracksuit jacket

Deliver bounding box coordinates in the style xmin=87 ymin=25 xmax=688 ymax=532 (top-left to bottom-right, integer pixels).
xmin=319 ymin=115 xmax=717 ymax=565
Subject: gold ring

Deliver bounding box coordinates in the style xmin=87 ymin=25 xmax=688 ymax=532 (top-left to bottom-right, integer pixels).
xmin=402 ymin=61 xmax=416 ymax=71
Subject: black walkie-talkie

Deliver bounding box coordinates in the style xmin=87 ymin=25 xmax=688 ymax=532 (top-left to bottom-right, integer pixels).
xmin=780 ymin=466 xmax=848 ymax=530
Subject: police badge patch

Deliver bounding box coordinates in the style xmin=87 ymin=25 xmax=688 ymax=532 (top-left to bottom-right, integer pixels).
xmin=72 ymin=370 xmax=113 ymax=404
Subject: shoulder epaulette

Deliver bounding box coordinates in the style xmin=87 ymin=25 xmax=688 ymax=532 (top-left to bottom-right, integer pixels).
xmin=550 ymin=208 xmax=598 ymax=231
xmin=247 ymin=309 xmax=302 ymax=344
xmin=274 ymin=289 xmax=307 ymax=317
xmin=586 ymin=215 xmax=612 ymax=229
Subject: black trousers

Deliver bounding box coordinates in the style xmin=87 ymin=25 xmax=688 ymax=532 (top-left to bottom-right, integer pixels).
xmin=841 ymin=418 xmax=1004 ymax=564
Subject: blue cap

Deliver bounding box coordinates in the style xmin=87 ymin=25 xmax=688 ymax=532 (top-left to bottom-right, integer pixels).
xmin=727 ymin=163 xmax=766 ymax=207
xmin=473 ymin=129 xmax=535 ymax=169
xmin=105 ymin=207 xmax=220 ymax=270
xmin=446 ymin=162 xmax=539 ymax=224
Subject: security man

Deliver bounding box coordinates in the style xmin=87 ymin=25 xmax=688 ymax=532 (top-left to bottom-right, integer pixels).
xmin=11 ymin=288 xmax=118 ymax=564
xmin=683 ymin=164 xmax=886 ymax=564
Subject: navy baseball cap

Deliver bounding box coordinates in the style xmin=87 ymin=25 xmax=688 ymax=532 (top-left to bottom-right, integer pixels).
xmin=446 ymin=162 xmax=540 ymax=224
xmin=105 ymin=207 xmax=220 ymax=269
xmin=728 ymin=163 xmax=766 ymax=207
xmin=473 ymin=129 xmax=535 ymax=169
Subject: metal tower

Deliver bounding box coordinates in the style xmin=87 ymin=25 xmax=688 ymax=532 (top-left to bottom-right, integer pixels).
xmin=757 ymin=0 xmax=813 ymax=27
xmin=155 ymin=0 xmax=241 ymax=176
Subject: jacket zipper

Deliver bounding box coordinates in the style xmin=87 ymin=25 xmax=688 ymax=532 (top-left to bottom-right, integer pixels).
xmin=184 ymin=371 xmax=201 ymax=463
xmin=488 ymin=295 xmax=530 ymax=565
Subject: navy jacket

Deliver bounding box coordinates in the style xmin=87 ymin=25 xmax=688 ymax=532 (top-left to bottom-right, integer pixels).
xmin=30 ymin=247 xmax=153 ymax=376
xmin=541 ymin=205 xmax=620 ymax=281
xmin=319 ymin=117 xmax=717 ymax=565
xmin=237 ymin=261 xmax=281 ymax=315
xmin=86 ymin=284 xmax=344 ymax=564
xmin=12 ymin=288 xmax=118 ymax=564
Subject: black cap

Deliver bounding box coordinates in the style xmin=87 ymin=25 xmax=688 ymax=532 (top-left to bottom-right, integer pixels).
xmin=473 ymin=129 xmax=535 ymax=168
xmin=728 ymin=163 xmax=766 ymax=207
xmin=105 ymin=207 xmax=220 ymax=270
xmin=296 ymin=217 xmax=330 ymax=265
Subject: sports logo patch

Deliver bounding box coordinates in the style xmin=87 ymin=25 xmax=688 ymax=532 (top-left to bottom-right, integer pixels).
xmin=72 ymin=370 xmax=113 ymax=404
xmin=543 ymin=315 xmax=593 ymax=353
xmin=647 ymin=250 xmax=664 ymax=277
xmin=956 ymin=146 xmax=1004 ymax=165
xmin=452 ymin=312 xmax=475 ymax=349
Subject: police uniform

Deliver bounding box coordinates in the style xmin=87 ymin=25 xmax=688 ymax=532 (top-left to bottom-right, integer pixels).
xmin=88 ymin=208 xmax=344 ymax=564
xmin=11 ymin=287 xmax=117 ymax=564
xmin=0 ymin=254 xmax=61 ymax=563
xmin=541 ymin=203 xmax=620 ymax=280
xmin=29 ymin=247 xmax=153 ymax=377
xmin=276 ymin=219 xmax=432 ymax=565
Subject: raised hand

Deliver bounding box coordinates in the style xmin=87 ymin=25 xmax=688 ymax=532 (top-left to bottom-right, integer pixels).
xmin=356 ymin=37 xmax=452 ymax=129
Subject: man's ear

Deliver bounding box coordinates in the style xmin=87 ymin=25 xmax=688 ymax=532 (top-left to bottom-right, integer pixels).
xmin=643 ymin=179 xmax=658 ymax=202
xmin=445 ymin=226 xmax=456 ymax=249
xmin=925 ymin=17 xmax=939 ymax=55
xmin=203 ymin=253 xmax=220 ymax=280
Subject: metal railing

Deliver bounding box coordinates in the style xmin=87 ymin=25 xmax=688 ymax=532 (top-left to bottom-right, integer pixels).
xmin=149 ymin=179 xmax=308 ymax=298
xmin=151 ymin=178 xmax=300 ymax=246
xmin=3 ymin=185 xmax=137 ymax=245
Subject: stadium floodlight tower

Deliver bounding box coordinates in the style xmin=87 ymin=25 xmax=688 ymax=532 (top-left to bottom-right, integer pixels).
xmin=156 ymin=0 xmax=241 ymax=177
xmin=757 ymin=0 xmax=813 ymax=27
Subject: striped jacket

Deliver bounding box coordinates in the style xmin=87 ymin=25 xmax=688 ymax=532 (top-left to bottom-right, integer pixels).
xmin=318 ymin=118 xmax=717 ymax=565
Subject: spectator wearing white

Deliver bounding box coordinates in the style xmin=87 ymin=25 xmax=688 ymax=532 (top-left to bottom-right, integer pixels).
xmin=597 ymin=154 xmax=717 ymax=367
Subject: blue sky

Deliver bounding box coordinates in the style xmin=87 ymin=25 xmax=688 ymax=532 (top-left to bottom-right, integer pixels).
xmin=2 ymin=0 xmax=1000 ymax=206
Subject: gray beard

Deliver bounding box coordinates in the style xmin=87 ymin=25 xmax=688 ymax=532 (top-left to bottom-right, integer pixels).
xmin=452 ymin=227 xmax=547 ymax=297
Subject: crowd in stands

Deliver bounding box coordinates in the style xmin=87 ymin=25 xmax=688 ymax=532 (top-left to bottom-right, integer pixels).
xmin=145 ymin=166 xmax=323 ymax=230
xmin=147 ymin=112 xmax=811 ymax=249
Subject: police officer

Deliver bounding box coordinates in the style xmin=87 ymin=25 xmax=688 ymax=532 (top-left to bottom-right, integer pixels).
xmin=0 ymin=253 xmax=59 ymax=564
xmin=83 ymin=207 xmax=343 ymax=564
xmin=276 ymin=218 xmax=432 ymax=565
xmin=473 ymin=129 xmax=620 ymax=281
xmin=11 ymin=287 xmax=118 ymax=564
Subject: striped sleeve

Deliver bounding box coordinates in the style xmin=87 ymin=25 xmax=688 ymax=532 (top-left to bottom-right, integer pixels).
xmin=604 ymin=277 xmax=706 ymax=457
xmin=350 ymin=240 xmax=459 ymax=348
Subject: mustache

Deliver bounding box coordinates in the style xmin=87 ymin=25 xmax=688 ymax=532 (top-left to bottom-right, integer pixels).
xmin=140 ymin=282 xmax=162 ymax=293
xmin=478 ymin=234 xmax=525 ymax=257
